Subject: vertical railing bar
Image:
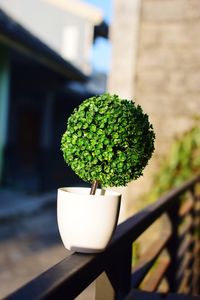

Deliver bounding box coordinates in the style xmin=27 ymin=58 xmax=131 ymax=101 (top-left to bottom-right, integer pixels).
xmin=190 ymin=185 xmax=200 ymax=296
xmin=165 ymin=197 xmax=180 ymax=292
xmin=188 ymin=186 xmax=196 ymax=295
xmin=105 ymin=242 xmax=133 ymax=300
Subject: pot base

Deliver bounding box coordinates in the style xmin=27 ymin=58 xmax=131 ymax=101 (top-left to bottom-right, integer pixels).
xmin=66 ymin=245 xmax=106 ymax=254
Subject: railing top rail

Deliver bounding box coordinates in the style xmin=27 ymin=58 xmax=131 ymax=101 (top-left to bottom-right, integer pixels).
xmin=5 ymin=175 xmax=200 ymax=300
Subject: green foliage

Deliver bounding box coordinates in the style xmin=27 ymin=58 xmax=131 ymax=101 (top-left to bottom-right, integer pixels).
xmin=61 ymin=93 xmax=155 ymax=187
xmin=149 ymin=126 xmax=200 ymax=201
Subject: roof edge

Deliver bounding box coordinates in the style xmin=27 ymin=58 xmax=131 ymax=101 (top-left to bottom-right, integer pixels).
xmin=0 ymin=8 xmax=88 ymax=82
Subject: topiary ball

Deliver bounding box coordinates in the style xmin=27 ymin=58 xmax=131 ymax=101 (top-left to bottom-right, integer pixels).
xmin=61 ymin=93 xmax=155 ymax=187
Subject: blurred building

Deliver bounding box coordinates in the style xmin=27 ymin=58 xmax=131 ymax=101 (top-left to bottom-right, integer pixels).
xmin=0 ymin=0 xmax=105 ymax=75
xmin=0 ymin=1 xmax=108 ymax=191
xmin=108 ymin=0 xmax=200 ymax=218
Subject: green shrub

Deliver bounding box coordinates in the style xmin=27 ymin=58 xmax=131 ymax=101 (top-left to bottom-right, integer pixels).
xmin=148 ymin=126 xmax=200 ymax=201
xmin=61 ymin=93 xmax=155 ymax=188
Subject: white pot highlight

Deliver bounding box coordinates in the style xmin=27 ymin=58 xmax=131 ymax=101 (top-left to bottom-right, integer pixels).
xmin=57 ymin=187 xmax=121 ymax=253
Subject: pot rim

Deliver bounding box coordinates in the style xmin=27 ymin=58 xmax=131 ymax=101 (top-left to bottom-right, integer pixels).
xmin=58 ymin=187 xmax=121 ymax=197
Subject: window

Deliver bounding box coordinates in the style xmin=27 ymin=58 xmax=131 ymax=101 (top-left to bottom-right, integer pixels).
xmin=61 ymin=25 xmax=79 ymax=61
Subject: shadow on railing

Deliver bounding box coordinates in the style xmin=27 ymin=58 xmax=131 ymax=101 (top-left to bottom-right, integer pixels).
xmin=4 ymin=176 xmax=200 ymax=300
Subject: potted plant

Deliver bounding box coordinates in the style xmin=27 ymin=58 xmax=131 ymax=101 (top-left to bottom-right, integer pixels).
xmin=58 ymin=93 xmax=155 ymax=253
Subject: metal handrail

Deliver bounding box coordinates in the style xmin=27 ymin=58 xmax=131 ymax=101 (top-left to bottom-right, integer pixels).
xmin=5 ymin=175 xmax=200 ymax=300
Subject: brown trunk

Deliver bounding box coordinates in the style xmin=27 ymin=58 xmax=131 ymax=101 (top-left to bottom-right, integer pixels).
xmin=90 ymin=181 xmax=99 ymax=195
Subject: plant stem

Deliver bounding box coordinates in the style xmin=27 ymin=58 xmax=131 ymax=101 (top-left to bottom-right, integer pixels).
xmin=90 ymin=181 xmax=98 ymax=195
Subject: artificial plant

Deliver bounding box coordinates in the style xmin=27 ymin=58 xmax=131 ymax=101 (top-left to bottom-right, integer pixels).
xmin=61 ymin=93 xmax=155 ymax=194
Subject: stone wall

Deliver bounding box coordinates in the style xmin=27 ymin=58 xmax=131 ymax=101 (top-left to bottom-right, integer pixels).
xmin=108 ymin=0 xmax=200 ymax=219
xmin=136 ymin=0 xmax=200 ymax=158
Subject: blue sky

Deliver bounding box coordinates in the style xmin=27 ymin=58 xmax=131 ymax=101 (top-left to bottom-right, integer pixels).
xmin=84 ymin=0 xmax=112 ymax=73
xmin=85 ymin=0 xmax=112 ymax=23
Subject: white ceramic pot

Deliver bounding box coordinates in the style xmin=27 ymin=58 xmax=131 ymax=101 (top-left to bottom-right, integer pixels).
xmin=57 ymin=187 xmax=121 ymax=253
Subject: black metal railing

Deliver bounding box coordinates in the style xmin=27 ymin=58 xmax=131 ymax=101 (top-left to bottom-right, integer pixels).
xmin=4 ymin=176 xmax=200 ymax=300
